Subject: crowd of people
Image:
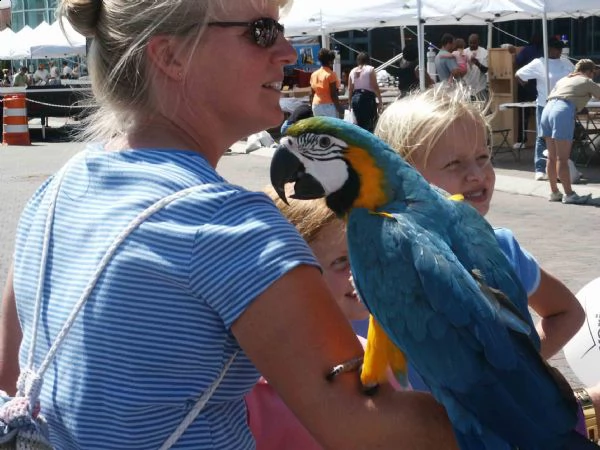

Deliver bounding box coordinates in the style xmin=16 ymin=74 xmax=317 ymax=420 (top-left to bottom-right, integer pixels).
xmin=0 ymin=0 xmax=599 ymax=448
xmin=0 ymin=60 xmax=83 ymax=87
xmin=428 ymin=31 xmax=600 ymax=204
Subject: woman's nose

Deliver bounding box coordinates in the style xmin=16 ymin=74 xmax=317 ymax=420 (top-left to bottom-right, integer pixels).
xmin=276 ymin=36 xmax=297 ymax=66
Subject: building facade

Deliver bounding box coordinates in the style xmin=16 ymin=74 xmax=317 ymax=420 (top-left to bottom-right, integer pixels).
xmin=10 ymin=0 xmax=57 ymax=31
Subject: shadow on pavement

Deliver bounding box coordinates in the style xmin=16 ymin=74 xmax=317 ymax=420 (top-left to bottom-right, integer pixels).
xmin=492 ymin=147 xmax=600 ymax=186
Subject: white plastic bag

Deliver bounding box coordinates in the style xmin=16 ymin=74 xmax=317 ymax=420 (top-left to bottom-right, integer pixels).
xmin=542 ymin=150 xmax=582 ymax=184
xmin=343 ymin=109 xmax=356 ymax=125
xmin=245 ymin=130 xmax=275 ymax=153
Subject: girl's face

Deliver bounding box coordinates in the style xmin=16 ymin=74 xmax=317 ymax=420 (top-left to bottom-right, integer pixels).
xmin=413 ymin=116 xmax=495 ymax=216
xmin=310 ymin=222 xmax=368 ymax=322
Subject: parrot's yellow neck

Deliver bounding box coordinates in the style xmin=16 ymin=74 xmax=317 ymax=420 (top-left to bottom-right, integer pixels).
xmin=345 ymin=146 xmax=388 ymax=211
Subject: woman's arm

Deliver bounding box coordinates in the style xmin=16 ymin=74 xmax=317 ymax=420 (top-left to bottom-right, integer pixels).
xmin=329 ymin=82 xmax=344 ymax=116
xmin=528 ymin=268 xmax=585 ymax=360
xmin=0 ymin=265 xmax=23 ymax=396
xmin=347 ymin=72 xmax=354 ymax=108
xmin=588 ymin=384 xmax=600 ymax=431
xmin=232 ymin=265 xmax=458 ymax=449
xmin=369 ymin=70 xmax=383 ymax=112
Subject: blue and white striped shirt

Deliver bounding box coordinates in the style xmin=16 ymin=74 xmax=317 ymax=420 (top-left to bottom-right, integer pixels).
xmin=13 ymin=147 xmax=318 ymax=449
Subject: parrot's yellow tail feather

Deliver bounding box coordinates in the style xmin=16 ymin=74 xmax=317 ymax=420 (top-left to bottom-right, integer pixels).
xmin=386 ymin=339 xmax=409 ymax=389
xmin=361 ymin=315 xmax=392 ymax=388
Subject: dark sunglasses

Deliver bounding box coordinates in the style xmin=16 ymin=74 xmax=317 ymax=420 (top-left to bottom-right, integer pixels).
xmin=207 ymin=17 xmax=284 ymax=48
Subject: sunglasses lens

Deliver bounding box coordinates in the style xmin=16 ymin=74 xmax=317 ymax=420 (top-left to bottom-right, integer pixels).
xmin=254 ymin=18 xmax=282 ymax=48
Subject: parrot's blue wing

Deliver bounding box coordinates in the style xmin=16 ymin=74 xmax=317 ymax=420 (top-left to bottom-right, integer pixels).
xmin=449 ymin=200 xmax=540 ymax=348
xmin=410 ymin=194 xmax=540 ymax=350
xmin=347 ymin=207 xmax=579 ymax=449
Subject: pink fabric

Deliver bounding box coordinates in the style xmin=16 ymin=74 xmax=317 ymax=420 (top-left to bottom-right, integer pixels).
xmin=245 ymin=336 xmax=407 ymax=449
xmin=245 ymin=377 xmax=322 ymax=450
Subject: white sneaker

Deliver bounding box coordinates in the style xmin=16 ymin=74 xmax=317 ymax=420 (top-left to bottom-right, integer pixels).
xmin=513 ymin=142 xmax=524 ymax=149
xmin=549 ymin=191 xmax=563 ymax=202
xmin=562 ymin=192 xmax=591 ymax=205
xmin=534 ymin=172 xmax=548 ymax=181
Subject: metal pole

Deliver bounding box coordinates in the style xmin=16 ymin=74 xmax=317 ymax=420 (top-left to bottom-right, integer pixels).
xmin=417 ymin=0 xmax=426 ymax=90
xmin=487 ymin=21 xmax=493 ymax=49
xmin=542 ymin=12 xmax=549 ymax=99
xmin=400 ymin=26 xmax=406 ymax=51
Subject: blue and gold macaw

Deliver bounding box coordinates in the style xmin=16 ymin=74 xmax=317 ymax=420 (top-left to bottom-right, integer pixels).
xmin=270 ymin=116 xmax=597 ymax=450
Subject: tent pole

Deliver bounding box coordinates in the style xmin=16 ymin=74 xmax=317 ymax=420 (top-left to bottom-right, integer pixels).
xmin=542 ymin=12 xmax=549 ymax=100
xmin=417 ymin=0 xmax=426 ymax=90
xmin=487 ymin=21 xmax=493 ymax=49
xmin=400 ymin=26 xmax=406 ymax=51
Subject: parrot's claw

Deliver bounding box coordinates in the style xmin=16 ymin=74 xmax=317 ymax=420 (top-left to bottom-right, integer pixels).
xmin=361 ymin=383 xmax=380 ymax=396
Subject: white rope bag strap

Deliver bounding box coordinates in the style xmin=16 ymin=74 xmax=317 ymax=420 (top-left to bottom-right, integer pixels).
xmin=18 ymin=155 xmax=239 ymax=449
xmin=158 ymin=351 xmax=238 ymax=450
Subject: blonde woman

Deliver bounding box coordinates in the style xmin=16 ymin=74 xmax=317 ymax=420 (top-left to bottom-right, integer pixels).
xmin=0 ymin=0 xmax=459 ymax=448
xmin=541 ymin=59 xmax=600 ymax=204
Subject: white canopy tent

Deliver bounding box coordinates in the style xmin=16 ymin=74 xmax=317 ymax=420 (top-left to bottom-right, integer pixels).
xmin=0 ymin=20 xmax=86 ymax=60
xmin=29 ymin=20 xmax=86 ymax=58
xmin=0 ymin=28 xmax=29 ymax=59
xmin=282 ymin=0 xmax=600 ymax=88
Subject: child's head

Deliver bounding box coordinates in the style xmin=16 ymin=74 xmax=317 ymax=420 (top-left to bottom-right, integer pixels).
xmin=264 ymin=186 xmax=368 ymax=322
xmin=375 ymin=85 xmax=495 ymax=216
xmin=454 ymin=38 xmax=466 ymax=50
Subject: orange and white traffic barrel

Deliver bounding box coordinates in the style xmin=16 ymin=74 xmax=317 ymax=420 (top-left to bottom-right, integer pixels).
xmin=2 ymin=93 xmax=30 ymax=145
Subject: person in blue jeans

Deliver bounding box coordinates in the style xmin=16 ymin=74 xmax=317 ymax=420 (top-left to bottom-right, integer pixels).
xmin=515 ymin=37 xmax=574 ymax=181
xmin=371 ymin=85 xmax=590 ymax=441
xmin=540 ymin=59 xmax=600 ymax=205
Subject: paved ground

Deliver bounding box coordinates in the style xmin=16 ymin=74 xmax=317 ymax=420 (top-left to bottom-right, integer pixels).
xmin=1 ymin=133 xmax=599 ymax=391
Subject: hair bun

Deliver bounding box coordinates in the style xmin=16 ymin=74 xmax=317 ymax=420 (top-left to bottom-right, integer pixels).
xmin=59 ymin=0 xmax=102 ymax=38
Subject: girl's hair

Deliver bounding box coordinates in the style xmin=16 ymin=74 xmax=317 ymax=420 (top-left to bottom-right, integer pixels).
xmin=263 ymin=185 xmax=338 ymax=243
xmin=454 ymin=38 xmax=466 ymax=50
xmin=56 ymin=0 xmax=292 ymax=143
xmin=574 ymin=59 xmax=596 ymax=74
xmin=375 ymin=84 xmax=491 ymax=166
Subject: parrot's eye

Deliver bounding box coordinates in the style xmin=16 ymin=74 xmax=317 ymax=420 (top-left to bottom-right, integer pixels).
xmin=318 ymin=136 xmax=331 ymax=148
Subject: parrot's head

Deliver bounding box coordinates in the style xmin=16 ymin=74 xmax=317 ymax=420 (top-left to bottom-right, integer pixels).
xmin=270 ymin=116 xmax=402 ymax=217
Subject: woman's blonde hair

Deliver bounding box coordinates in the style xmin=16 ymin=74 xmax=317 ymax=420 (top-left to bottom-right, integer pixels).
xmin=263 ymin=185 xmax=338 ymax=243
xmin=375 ymin=84 xmax=491 ymax=166
xmin=57 ymin=0 xmax=292 ymax=143
xmin=574 ymin=59 xmax=597 ymax=74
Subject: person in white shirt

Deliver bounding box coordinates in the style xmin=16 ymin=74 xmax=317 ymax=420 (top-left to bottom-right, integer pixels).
xmin=463 ymin=34 xmax=488 ymax=101
xmin=32 ymin=63 xmax=49 ymax=85
xmin=49 ymin=61 xmax=60 ymax=80
xmin=515 ymin=37 xmax=574 ymax=181
xmin=62 ymin=61 xmax=73 ymax=78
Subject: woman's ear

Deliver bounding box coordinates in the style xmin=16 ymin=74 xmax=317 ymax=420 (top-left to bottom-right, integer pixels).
xmin=146 ymin=35 xmax=187 ymax=81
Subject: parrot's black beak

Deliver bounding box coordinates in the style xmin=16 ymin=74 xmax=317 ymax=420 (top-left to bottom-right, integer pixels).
xmin=270 ymin=144 xmax=325 ymax=204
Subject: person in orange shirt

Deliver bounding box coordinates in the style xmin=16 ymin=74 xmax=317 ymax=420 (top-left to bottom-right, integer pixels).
xmin=309 ymin=48 xmax=344 ymax=118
